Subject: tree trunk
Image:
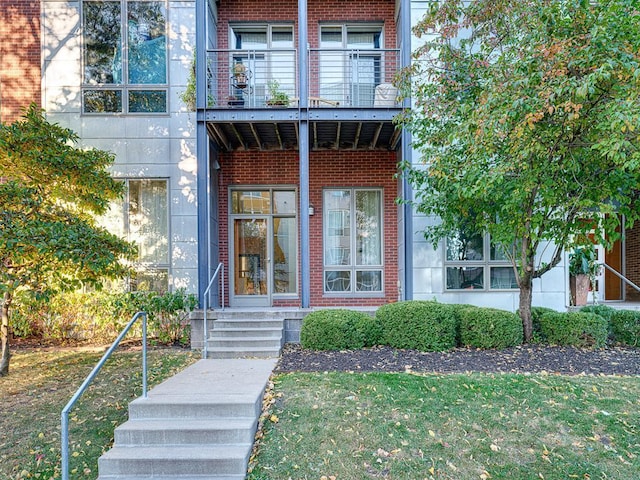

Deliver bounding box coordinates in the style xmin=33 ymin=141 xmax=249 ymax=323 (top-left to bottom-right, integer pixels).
xmin=1 ymin=292 xmax=11 ymax=376
xmin=518 ymin=278 xmax=533 ymax=343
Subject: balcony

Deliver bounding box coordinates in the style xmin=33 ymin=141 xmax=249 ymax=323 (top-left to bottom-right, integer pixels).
xmin=205 ymin=48 xmax=400 ymax=109
xmin=203 ymin=48 xmax=401 ymax=152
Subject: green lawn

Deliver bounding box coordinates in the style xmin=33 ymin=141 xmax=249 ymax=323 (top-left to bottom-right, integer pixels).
xmin=249 ymin=372 xmax=640 ymax=480
xmin=3 ymin=348 xmax=639 ymax=480
xmin=0 ymin=346 xmax=198 ymax=479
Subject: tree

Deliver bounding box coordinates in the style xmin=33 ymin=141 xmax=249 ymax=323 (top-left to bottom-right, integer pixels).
xmin=0 ymin=104 xmax=136 ymax=375
xmin=397 ymin=0 xmax=640 ymax=341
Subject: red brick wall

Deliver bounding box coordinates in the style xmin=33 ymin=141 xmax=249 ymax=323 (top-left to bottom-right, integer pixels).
xmin=0 ymin=0 xmax=41 ymax=122
xmin=217 ymin=0 xmax=397 ymax=49
xmin=218 ymin=150 xmax=398 ymax=307
xmin=626 ymin=224 xmax=640 ymax=301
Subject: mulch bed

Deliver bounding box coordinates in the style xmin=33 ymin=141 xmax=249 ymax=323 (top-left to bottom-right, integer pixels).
xmin=276 ymin=343 xmax=640 ymax=376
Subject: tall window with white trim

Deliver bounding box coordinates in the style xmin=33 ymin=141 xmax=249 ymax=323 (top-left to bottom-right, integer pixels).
xmin=323 ymin=188 xmax=383 ymax=294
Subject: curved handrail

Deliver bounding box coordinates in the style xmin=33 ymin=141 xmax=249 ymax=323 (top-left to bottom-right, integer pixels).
xmin=203 ymin=262 xmax=225 ymax=358
xmin=60 ymin=311 xmax=147 ymax=480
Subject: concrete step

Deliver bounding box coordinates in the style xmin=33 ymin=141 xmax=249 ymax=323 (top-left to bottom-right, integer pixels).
xmin=128 ymin=395 xmax=261 ymax=420
xmin=98 ymin=445 xmax=250 ymax=477
xmin=212 ymin=327 xmax=283 ymax=338
xmin=212 ymin=318 xmax=284 ymax=330
xmin=206 ymin=346 xmax=281 ymax=359
xmin=114 ymin=417 xmax=257 ymax=445
xmin=208 ymin=336 xmax=283 ymax=349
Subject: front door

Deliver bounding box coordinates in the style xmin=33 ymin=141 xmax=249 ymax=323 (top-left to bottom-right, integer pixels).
xmin=229 ymin=189 xmax=298 ymax=307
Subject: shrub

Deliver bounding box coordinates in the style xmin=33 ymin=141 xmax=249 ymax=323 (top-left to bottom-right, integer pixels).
xmin=146 ymin=289 xmax=198 ymax=346
xmin=459 ymin=307 xmax=523 ymax=349
xmin=300 ymin=309 xmax=380 ymax=351
xmin=376 ymin=301 xmax=458 ymax=352
xmin=540 ymin=311 xmax=608 ymax=348
xmin=609 ymin=310 xmax=640 ymax=347
xmin=514 ymin=306 xmax=558 ymax=342
xmin=580 ymin=304 xmax=616 ymax=321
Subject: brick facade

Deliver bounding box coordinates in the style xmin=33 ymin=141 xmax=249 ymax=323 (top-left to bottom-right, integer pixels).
xmin=218 ymin=151 xmax=398 ymax=307
xmin=0 ymin=0 xmax=41 ymax=122
xmin=625 ymin=224 xmax=640 ymax=301
xmin=217 ymin=0 xmax=397 ymax=49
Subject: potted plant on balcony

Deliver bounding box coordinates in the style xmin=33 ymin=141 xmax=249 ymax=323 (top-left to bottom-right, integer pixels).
xmin=232 ymin=61 xmax=248 ymax=89
xmin=266 ymin=79 xmax=290 ymax=107
xmin=569 ymin=244 xmax=600 ymax=306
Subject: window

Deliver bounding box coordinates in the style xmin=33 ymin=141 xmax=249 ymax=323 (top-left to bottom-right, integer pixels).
xmin=323 ymin=189 xmax=383 ymax=294
xmin=229 ymin=24 xmax=295 ymax=107
xmin=319 ymin=24 xmax=382 ymax=106
xmin=445 ymin=232 xmax=518 ymax=290
xmin=82 ymin=0 xmax=168 ymax=113
xmin=101 ymin=179 xmax=170 ymax=291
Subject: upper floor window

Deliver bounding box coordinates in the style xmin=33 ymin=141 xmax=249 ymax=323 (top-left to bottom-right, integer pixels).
xmin=82 ymin=0 xmax=168 ymax=114
xmin=228 ymin=24 xmax=295 ymax=107
xmin=319 ymin=24 xmax=383 ymax=107
xmin=445 ymin=232 xmax=518 ymax=291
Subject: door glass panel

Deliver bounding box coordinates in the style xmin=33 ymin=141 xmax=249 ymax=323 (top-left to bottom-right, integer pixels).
xmin=234 ymin=219 xmax=267 ymax=295
xmin=273 ymin=217 xmax=296 ymax=293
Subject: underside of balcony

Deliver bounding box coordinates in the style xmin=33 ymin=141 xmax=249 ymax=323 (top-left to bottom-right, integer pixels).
xmin=205 ymin=110 xmax=401 ymax=152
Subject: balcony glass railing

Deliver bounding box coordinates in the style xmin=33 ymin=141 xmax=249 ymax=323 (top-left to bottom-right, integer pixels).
xmin=205 ymin=48 xmax=400 ymax=109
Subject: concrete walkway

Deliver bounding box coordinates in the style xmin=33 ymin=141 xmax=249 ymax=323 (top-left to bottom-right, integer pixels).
xmin=98 ymin=358 xmax=278 ymax=480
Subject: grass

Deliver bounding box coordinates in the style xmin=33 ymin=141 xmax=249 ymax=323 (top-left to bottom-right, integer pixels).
xmin=0 ymin=345 xmax=198 ymax=480
xmin=249 ymin=372 xmax=640 ymax=480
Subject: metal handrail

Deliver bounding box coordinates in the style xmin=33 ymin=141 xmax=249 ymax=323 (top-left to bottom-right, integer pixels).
xmin=60 ymin=311 xmax=148 ymax=480
xmin=600 ymin=262 xmax=640 ymax=293
xmin=203 ymin=262 xmax=225 ymax=358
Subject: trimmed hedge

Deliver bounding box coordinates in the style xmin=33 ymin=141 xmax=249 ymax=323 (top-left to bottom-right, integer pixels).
xmin=609 ymin=310 xmax=640 ymax=346
xmin=300 ymin=309 xmax=380 ymax=351
xmin=376 ymin=301 xmax=458 ymax=352
xmin=540 ymin=311 xmax=608 ymax=348
xmin=459 ymin=307 xmax=523 ymax=349
xmin=580 ymin=304 xmax=616 ymax=321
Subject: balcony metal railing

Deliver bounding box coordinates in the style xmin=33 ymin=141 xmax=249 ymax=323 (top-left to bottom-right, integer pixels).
xmin=308 ymin=48 xmax=400 ymax=108
xmin=205 ymin=48 xmax=400 ymax=109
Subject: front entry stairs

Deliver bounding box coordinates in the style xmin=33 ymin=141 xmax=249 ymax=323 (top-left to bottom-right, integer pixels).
xmin=97 ymin=310 xmax=284 ymax=480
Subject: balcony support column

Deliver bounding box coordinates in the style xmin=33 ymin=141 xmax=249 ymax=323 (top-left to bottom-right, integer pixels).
xmin=299 ymin=0 xmax=310 ymax=308
xmin=400 ymin=0 xmax=413 ymax=300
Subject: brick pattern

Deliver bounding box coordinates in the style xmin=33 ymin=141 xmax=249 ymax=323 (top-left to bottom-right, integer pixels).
xmin=217 ymin=0 xmax=397 ymax=49
xmin=625 ymin=224 xmax=640 ymax=301
xmin=0 ymin=0 xmax=41 ymax=122
xmin=218 ymin=151 xmax=398 ymax=307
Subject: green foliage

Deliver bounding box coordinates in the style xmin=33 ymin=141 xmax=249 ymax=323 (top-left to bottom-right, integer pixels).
xmin=459 ymin=307 xmax=523 ymax=349
xmin=10 ymin=290 xmax=151 ymax=343
xmin=0 ymin=105 xmax=136 ymax=373
xmin=300 ymin=309 xmax=379 ymax=351
xmin=569 ymin=245 xmax=600 ymax=277
xmin=580 ymin=304 xmax=616 ymax=321
xmin=146 ymin=289 xmax=198 ymax=346
xmin=397 ymin=0 xmax=640 ymax=341
xmin=376 ymin=301 xmax=458 ymax=352
xmin=540 ymin=311 xmax=608 ymax=348
xmin=608 ymin=310 xmax=640 ymax=347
